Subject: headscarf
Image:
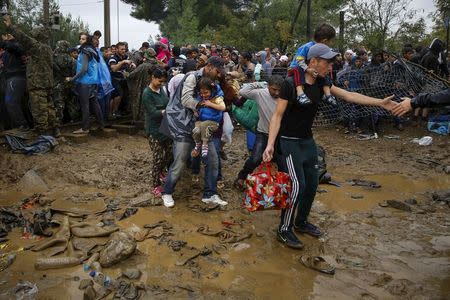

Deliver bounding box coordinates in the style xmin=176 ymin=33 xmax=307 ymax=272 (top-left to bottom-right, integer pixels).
xmin=156 ymin=37 xmax=171 ymax=63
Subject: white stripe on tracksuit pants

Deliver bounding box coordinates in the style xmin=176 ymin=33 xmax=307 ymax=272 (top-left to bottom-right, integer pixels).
xmin=278 ymin=137 xmax=319 ymax=232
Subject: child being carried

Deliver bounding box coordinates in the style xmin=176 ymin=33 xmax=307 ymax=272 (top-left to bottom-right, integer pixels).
xmin=192 ymin=77 xmax=226 ymax=160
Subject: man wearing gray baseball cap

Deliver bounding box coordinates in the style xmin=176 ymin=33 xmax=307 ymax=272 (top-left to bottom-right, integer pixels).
xmin=262 ymin=43 xmax=399 ymax=249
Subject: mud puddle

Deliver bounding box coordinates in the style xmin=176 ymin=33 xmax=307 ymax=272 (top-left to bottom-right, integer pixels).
xmin=317 ymin=172 xmax=450 ymax=213
xmin=0 ymin=128 xmax=449 ymax=299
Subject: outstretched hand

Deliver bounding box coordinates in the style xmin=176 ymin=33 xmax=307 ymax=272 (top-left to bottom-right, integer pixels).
xmin=391 ymin=97 xmax=413 ymax=117
xmin=379 ymin=95 xmax=398 ymax=112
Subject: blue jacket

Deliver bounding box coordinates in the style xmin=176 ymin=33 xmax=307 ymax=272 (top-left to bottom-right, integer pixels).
xmin=76 ymin=52 xmax=99 ymax=85
xmin=197 ymin=84 xmax=224 ymax=123
xmin=289 ymin=41 xmax=316 ymax=69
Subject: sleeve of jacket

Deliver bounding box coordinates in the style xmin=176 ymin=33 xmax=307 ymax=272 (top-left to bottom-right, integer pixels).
xmin=180 ymin=73 xmax=198 ymax=110
xmin=4 ymin=42 xmax=25 ymax=57
xmin=239 ymin=82 xmax=260 ymax=99
xmin=8 ymin=26 xmax=37 ymax=50
xmin=411 ymin=88 xmax=450 ymax=109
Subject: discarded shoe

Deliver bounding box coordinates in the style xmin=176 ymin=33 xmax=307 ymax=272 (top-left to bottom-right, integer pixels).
xmin=300 ymin=255 xmax=335 ymax=275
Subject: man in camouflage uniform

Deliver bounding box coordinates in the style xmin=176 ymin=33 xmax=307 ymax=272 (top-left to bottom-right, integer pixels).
xmin=4 ymin=15 xmax=58 ymax=135
xmin=127 ymin=48 xmax=158 ymax=122
xmin=53 ymin=40 xmax=78 ymax=124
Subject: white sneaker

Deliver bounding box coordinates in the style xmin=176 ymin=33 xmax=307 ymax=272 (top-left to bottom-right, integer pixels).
xmin=162 ymin=194 xmax=175 ymax=208
xmin=202 ymin=194 xmax=227 ymax=206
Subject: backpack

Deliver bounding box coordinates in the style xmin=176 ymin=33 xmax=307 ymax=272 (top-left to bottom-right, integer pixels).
xmin=232 ymin=99 xmax=259 ymax=133
xmin=159 ymin=71 xmax=201 ymax=141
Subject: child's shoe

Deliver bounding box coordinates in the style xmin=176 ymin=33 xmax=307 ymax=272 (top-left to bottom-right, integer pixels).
xmin=297 ymin=93 xmax=312 ymax=105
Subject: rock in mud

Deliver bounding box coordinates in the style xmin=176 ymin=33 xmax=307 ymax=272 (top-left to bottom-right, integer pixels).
xmin=444 ymin=166 xmax=450 ymax=174
xmin=99 ymin=232 xmax=136 ymax=267
xmin=18 ymin=170 xmax=49 ymax=193
xmin=432 ymin=190 xmax=450 ymax=204
xmin=79 ymin=279 xmax=93 ymax=290
xmin=385 ymin=200 xmax=412 ymax=212
xmin=83 ymin=285 xmax=97 ymax=300
xmin=122 ymin=268 xmax=142 ymax=280
xmin=129 ymin=193 xmax=162 ymax=207
xmin=351 ymin=194 xmax=364 ymax=200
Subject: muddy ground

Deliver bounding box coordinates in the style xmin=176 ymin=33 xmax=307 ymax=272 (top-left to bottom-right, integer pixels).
xmin=0 ymin=123 xmax=449 ymax=299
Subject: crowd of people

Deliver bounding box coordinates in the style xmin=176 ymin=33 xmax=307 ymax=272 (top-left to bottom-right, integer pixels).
xmin=1 ymin=15 xmax=449 ymax=248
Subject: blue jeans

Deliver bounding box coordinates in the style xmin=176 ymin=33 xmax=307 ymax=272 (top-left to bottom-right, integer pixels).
xmin=191 ymin=136 xmax=222 ymax=181
xmin=238 ymin=131 xmax=268 ymax=180
xmin=163 ymin=136 xmax=218 ymax=198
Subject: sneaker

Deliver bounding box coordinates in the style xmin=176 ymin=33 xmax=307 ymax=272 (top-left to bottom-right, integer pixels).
xmin=73 ymin=128 xmax=89 ymax=134
xmin=202 ymin=194 xmax=228 ymax=206
xmin=161 ymin=194 xmax=175 ymax=208
xmin=322 ymin=94 xmax=337 ymax=106
xmin=277 ymin=229 xmax=304 ymax=249
xmin=296 ymin=93 xmax=312 ymax=105
xmin=294 ymin=221 xmax=322 ymax=237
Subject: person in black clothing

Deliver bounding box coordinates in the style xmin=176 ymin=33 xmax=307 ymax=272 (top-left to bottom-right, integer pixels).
xmin=1 ymin=37 xmax=28 ymax=129
xmin=392 ymin=89 xmax=450 ymax=117
xmin=167 ymin=46 xmax=186 ymax=78
xmin=262 ymin=44 xmax=398 ymax=249
xmin=421 ymin=38 xmax=449 ymax=79
xmin=410 ymin=46 xmax=425 ymax=64
xmin=108 ymin=41 xmax=135 ymax=117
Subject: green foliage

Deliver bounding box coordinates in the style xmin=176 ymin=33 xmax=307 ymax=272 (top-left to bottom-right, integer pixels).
xmin=345 ymin=0 xmax=420 ymax=51
xmin=3 ymin=0 xmax=89 ymax=48
xmin=121 ymin=0 xmax=434 ymax=52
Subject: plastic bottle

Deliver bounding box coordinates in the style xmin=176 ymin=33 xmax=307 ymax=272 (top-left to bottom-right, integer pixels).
xmin=89 ymin=270 xmax=115 ymax=288
xmin=83 ymin=252 xmax=100 ymax=272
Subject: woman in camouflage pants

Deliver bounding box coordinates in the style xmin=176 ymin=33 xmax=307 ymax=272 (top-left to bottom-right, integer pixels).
xmin=142 ymin=67 xmax=172 ymax=197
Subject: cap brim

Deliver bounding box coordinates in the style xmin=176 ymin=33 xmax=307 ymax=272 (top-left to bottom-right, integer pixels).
xmin=320 ymin=50 xmax=339 ymax=60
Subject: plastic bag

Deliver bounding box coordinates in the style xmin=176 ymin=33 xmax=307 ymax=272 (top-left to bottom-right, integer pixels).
xmin=412 ymin=136 xmax=433 ymax=146
xmin=221 ymin=112 xmax=234 ymax=144
xmin=159 ymin=72 xmax=196 ymax=141
xmin=232 ymin=99 xmax=259 ymax=133
xmin=96 ymin=49 xmax=114 ymax=98
xmin=244 ymin=162 xmax=292 ymax=212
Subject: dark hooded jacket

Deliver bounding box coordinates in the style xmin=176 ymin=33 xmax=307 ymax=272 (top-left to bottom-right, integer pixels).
xmin=421 ymin=39 xmax=449 ymax=77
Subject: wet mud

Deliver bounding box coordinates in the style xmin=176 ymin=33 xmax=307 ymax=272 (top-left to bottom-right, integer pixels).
xmin=0 ymin=125 xmax=449 ymax=299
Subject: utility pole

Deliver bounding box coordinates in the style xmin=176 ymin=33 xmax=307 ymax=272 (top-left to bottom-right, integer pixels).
xmin=339 ymin=11 xmax=345 ymax=53
xmin=43 ymin=0 xmax=49 ymax=27
xmin=104 ymin=0 xmax=111 ymax=46
xmin=306 ymin=0 xmax=312 ymax=40
xmin=117 ymin=0 xmax=120 ymax=42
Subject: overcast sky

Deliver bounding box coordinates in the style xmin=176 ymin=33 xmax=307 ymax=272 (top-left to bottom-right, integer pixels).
xmin=58 ymin=0 xmax=438 ymax=49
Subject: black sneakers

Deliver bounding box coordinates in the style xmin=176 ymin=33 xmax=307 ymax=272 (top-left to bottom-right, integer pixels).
xmin=277 ymin=229 xmax=304 ymax=249
xmin=294 ymin=221 xmax=322 ymax=237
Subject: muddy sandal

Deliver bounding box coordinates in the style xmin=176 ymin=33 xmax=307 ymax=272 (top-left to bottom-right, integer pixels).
xmin=300 ymin=255 xmax=335 ymax=275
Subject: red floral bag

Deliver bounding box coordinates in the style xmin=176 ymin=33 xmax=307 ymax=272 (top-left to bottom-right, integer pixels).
xmin=243 ymin=162 xmax=292 ymax=212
